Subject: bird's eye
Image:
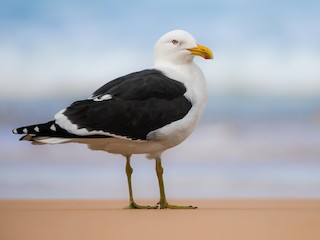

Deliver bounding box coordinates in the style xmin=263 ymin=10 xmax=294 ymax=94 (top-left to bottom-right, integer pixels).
xmin=172 ymin=39 xmax=179 ymax=45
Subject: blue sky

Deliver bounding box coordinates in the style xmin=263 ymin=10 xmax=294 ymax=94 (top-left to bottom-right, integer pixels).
xmin=1 ymin=0 xmax=320 ymax=99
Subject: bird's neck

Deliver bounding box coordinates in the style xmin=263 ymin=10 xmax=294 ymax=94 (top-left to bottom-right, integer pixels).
xmin=154 ymin=60 xmax=207 ymax=103
xmin=154 ymin=61 xmax=201 ymax=82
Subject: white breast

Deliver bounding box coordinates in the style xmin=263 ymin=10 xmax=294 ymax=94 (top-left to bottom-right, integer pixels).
xmin=148 ymin=62 xmax=208 ymax=149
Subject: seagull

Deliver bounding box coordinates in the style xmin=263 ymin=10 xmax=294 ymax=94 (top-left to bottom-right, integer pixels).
xmin=12 ymin=30 xmax=213 ymax=209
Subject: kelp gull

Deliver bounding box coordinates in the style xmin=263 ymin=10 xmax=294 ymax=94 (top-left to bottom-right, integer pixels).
xmin=12 ymin=30 xmax=213 ymax=209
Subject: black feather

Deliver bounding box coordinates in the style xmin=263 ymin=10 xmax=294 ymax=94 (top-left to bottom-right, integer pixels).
xmin=13 ymin=121 xmax=111 ymax=139
xmin=91 ymin=69 xmax=187 ymax=100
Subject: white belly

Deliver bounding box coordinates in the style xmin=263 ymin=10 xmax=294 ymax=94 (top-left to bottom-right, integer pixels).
xmin=71 ymin=137 xmax=166 ymax=157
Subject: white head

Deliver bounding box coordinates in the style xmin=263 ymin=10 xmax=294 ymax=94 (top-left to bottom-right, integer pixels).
xmin=154 ymin=30 xmax=213 ymax=65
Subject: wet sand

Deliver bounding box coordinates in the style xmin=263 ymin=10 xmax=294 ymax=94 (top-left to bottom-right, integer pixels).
xmin=1 ymin=199 xmax=319 ymax=240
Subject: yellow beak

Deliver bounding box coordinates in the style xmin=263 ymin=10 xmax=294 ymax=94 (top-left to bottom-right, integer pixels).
xmin=188 ymin=44 xmax=213 ymax=60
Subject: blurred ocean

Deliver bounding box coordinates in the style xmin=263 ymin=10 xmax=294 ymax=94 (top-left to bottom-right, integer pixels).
xmin=1 ymin=0 xmax=319 ymax=200
xmin=1 ymin=96 xmax=320 ymax=199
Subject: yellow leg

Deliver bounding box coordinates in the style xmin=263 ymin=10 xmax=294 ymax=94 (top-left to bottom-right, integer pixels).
xmin=155 ymin=157 xmax=197 ymax=209
xmin=124 ymin=156 xmax=158 ymax=209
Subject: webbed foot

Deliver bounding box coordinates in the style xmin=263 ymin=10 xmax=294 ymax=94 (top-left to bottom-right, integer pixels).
xmin=125 ymin=201 xmax=159 ymax=209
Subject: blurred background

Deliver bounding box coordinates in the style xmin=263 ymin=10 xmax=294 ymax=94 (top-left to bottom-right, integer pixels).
xmin=1 ymin=0 xmax=320 ymax=199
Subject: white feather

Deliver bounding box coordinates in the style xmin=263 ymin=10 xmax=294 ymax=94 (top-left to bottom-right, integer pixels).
xmin=92 ymin=94 xmax=112 ymax=101
xmin=50 ymin=124 xmax=57 ymax=131
xmin=34 ymin=137 xmax=71 ymax=144
xmin=54 ymin=109 xmax=136 ymax=140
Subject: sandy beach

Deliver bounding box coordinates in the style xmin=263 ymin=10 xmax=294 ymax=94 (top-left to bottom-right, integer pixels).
xmin=1 ymin=199 xmax=319 ymax=240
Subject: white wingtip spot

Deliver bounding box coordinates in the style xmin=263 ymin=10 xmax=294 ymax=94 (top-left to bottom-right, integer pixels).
xmin=23 ymin=128 xmax=28 ymax=134
xmin=13 ymin=129 xmax=18 ymax=134
xmin=34 ymin=126 xmax=40 ymax=132
xmin=50 ymin=124 xmax=57 ymax=131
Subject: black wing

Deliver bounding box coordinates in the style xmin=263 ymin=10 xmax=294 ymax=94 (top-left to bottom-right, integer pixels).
xmin=62 ymin=69 xmax=192 ymax=140
xmin=90 ymin=69 xmax=186 ymax=100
